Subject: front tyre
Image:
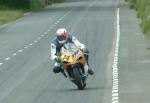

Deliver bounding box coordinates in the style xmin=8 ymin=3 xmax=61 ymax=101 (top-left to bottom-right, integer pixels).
xmin=72 ymin=67 xmax=85 ymax=90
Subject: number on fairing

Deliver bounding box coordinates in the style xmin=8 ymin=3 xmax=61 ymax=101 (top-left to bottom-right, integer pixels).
xmin=63 ymin=55 xmax=70 ymax=61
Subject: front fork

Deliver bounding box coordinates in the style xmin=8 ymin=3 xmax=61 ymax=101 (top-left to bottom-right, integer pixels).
xmin=62 ymin=63 xmax=88 ymax=80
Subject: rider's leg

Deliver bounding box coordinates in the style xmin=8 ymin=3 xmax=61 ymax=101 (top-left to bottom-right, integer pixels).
xmin=83 ymin=49 xmax=94 ymax=75
xmin=83 ymin=48 xmax=89 ymax=64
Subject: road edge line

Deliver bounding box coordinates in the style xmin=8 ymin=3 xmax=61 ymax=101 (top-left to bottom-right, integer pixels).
xmin=112 ymin=8 xmax=120 ymax=103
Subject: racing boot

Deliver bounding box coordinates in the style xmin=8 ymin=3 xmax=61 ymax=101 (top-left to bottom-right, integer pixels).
xmin=53 ymin=66 xmax=64 ymax=73
xmin=84 ymin=62 xmax=94 ymax=75
xmin=88 ymin=68 xmax=94 ymax=75
xmin=86 ymin=61 xmax=94 ymax=75
xmin=85 ymin=55 xmax=94 ymax=75
xmin=83 ymin=50 xmax=94 ymax=75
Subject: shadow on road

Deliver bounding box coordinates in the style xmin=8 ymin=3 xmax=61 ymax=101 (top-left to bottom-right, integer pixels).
xmin=54 ymin=86 xmax=109 ymax=92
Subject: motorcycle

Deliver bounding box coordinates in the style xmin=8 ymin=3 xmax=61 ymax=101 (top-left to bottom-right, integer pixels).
xmin=60 ymin=43 xmax=89 ymax=90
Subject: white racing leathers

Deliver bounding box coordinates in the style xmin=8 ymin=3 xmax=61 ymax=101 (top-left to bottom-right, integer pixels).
xmin=50 ymin=34 xmax=88 ymax=73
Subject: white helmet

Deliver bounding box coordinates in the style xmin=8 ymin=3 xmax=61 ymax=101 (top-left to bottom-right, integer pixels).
xmin=56 ymin=28 xmax=68 ymax=44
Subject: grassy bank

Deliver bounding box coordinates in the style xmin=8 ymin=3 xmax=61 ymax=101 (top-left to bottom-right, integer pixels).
xmin=0 ymin=0 xmax=45 ymax=25
xmin=0 ymin=0 xmax=65 ymax=26
xmin=0 ymin=9 xmax=24 ymax=25
xmin=127 ymin=0 xmax=150 ymax=37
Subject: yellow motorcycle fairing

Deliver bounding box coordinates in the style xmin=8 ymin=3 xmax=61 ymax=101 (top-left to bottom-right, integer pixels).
xmin=60 ymin=49 xmax=86 ymax=70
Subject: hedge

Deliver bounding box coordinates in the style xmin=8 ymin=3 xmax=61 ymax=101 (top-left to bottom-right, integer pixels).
xmin=0 ymin=0 xmax=44 ymax=9
xmin=128 ymin=0 xmax=150 ymax=35
xmin=0 ymin=0 xmax=30 ymax=8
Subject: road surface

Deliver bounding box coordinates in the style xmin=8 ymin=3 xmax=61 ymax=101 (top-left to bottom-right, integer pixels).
xmin=0 ymin=0 xmax=150 ymax=103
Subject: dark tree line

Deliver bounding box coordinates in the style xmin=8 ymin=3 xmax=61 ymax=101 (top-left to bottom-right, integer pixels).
xmin=0 ymin=0 xmax=32 ymax=8
xmin=0 ymin=0 xmax=63 ymax=9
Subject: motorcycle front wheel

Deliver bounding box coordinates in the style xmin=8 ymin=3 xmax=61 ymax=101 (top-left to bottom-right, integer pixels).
xmin=72 ymin=67 xmax=85 ymax=90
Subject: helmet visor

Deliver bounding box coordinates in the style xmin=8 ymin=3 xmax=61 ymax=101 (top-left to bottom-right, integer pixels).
xmin=57 ymin=35 xmax=66 ymax=41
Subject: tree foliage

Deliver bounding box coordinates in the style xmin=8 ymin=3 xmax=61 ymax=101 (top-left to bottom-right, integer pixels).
xmin=128 ymin=0 xmax=150 ymax=34
xmin=0 ymin=0 xmax=31 ymax=8
xmin=0 ymin=0 xmax=64 ymax=9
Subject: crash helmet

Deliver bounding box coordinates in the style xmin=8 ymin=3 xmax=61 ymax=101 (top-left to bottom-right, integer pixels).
xmin=56 ymin=28 xmax=68 ymax=44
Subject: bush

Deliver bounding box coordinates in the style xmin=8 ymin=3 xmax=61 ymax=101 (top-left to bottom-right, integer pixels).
xmin=30 ymin=0 xmax=44 ymax=11
xmin=0 ymin=0 xmax=44 ymax=10
xmin=128 ymin=0 xmax=150 ymax=35
xmin=0 ymin=10 xmax=24 ymax=25
xmin=54 ymin=0 xmax=64 ymax=2
xmin=49 ymin=0 xmax=64 ymax=3
xmin=0 ymin=0 xmax=31 ymax=9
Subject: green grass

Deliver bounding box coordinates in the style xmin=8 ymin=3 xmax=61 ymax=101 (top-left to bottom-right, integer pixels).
xmin=30 ymin=0 xmax=44 ymax=11
xmin=0 ymin=0 xmax=43 ymax=25
xmin=128 ymin=0 xmax=150 ymax=36
xmin=0 ymin=9 xmax=24 ymax=25
xmin=0 ymin=0 xmax=65 ymax=25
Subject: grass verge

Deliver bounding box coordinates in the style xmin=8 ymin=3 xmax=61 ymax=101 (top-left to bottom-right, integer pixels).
xmin=0 ymin=0 xmax=44 ymax=25
xmin=0 ymin=0 xmax=65 ymax=26
xmin=0 ymin=9 xmax=24 ymax=25
xmin=127 ymin=0 xmax=150 ymax=37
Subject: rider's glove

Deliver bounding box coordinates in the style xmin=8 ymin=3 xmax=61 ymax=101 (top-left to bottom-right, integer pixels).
xmin=81 ymin=48 xmax=89 ymax=55
xmin=54 ymin=56 xmax=61 ymax=63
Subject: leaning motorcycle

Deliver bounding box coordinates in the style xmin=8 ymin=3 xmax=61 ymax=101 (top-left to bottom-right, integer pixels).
xmin=60 ymin=43 xmax=88 ymax=90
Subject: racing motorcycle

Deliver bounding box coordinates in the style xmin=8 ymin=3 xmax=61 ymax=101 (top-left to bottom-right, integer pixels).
xmin=60 ymin=43 xmax=89 ymax=90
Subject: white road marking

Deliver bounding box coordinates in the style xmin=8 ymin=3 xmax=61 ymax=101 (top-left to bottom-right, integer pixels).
xmin=12 ymin=53 xmax=17 ymax=56
xmin=41 ymin=34 xmax=44 ymax=37
xmin=63 ymin=11 xmax=70 ymax=18
xmin=29 ymin=44 xmax=33 ymax=46
xmin=68 ymin=11 xmax=71 ymax=14
xmin=49 ymin=26 xmax=53 ymax=29
xmin=61 ymin=16 xmax=65 ymax=19
xmin=24 ymin=46 xmax=28 ymax=49
xmin=18 ymin=49 xmax=23 ymax=52
xmin=0 ymin=63 xmax=3 ymax=66
xmin=4 ymin=57 xmax=10 ymax=61
xmin=37 ymin=37 xmax=41 ymax=40
xmin=112 ymin=8 xmax=120 ymax=103
xmin=59 ymin=18 xmax=62 ymax=21
xmin=34 ymin=40 xmax=38 ymax=43
xmin=44 ymin=32 xmax=48 ymax=34
xmin=64 ymin=14 xmax=68 ymax=17
xmin=57 ymin=21 xmax=60 ymax=23
xmin=47 ymin=29 xmax=50 ymax=31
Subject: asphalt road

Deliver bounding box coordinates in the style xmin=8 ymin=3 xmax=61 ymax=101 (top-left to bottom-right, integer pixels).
xmin=0 ymin=0 xmax=150 ymax=103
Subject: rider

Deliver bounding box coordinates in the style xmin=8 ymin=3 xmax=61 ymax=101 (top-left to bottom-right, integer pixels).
xmin=50 ymin=28 xmax=94 ymax=75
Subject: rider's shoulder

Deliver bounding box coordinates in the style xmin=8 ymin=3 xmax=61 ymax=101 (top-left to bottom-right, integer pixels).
xmin=68 ymin=33 xmax=73 ymax=36
xmin=51 ymin=37 xmax=58 ymax=45
xmin=68 ymin=34 xmax=74 ymax=39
